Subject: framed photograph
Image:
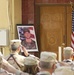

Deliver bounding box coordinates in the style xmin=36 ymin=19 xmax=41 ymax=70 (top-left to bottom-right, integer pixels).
xmin=17 ymin=24 xmax=38 ymax=52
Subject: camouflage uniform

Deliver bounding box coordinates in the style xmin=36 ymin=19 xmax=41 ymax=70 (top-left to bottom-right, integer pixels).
xmin=22 ymin=39 xmax=36 ymax=49
xmin=5 ymin=53 xmax=26 ymax=71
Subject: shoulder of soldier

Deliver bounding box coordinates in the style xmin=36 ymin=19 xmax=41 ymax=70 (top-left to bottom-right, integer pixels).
xmin=14 ymin=54 xmax=26 ymax=59
xmin=4 ymin=54 xmax=10 ymax=60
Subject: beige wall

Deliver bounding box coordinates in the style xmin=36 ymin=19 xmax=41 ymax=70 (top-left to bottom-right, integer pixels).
xmin=0 ymin=0 xmax=9 ymax=29
xmin=0 ymin=0 xmax=22 ymax=56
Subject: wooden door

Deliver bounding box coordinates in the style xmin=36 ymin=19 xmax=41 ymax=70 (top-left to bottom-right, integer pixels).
xmin=40 ymin=5 xmax=67 ymax=57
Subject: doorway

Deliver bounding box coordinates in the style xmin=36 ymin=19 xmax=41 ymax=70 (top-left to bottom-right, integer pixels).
xmin=35 ymin=5 xmax=72 ymax=59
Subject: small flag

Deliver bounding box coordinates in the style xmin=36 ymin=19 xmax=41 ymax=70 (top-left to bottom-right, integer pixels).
xmin=71 ymin=10 xmax=74 ymax=49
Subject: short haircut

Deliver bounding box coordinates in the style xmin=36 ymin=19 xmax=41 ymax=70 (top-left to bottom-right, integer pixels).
xmin=63 ymin=47 xmax=73 ymax=58
xmin=11 ymin=43 xmax=19 ymax=51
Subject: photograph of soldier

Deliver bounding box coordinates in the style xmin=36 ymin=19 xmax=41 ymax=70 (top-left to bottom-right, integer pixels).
xmin=17 ymin=25 xmax=38 ymax=52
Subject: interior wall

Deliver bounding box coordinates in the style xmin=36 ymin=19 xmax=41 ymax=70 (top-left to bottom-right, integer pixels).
xmin=0 ymin=0 xmax=10 ymax=56
xmin=14 ymin=0 xmax=22 ymax=39
xmin=35 ymin=0 xmax=74 ymax=3
xmin=0 ymin=0 xmax=22 ymax=56
xmin=22 ymin=0 xmax=34 ymax=24
xmin=22 ymin=0 xmax=73 ymax=57
xmin=0 ymin=0 xmax=9 ymax=29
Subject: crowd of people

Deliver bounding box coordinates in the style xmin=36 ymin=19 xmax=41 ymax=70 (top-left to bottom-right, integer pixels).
xmin=0 ymin=39 xmax=74 ymax=75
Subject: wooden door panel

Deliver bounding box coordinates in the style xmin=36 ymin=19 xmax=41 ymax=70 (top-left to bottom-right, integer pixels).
xmin=40 ymin=6 xmax=66 ymax=56
xmin=67 ymin=6 xmax=72 ymax=46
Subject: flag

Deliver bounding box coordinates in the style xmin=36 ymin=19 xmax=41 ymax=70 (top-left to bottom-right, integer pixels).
xmin=19 ymin=27 xmax=35 ymax=40
xmin=71 ymin=10 xmax=74 ymax=49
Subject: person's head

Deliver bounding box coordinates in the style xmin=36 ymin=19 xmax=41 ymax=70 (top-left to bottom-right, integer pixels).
xmin=63 ymin=47 xmax=73 ymax=59
xmin=23 ymin=28 xmax=31 ymax=39
xmin=24 ymin=56 xmax=38 ymax=74
xmin=10 ymin=39 xmax=21 ymax=53
xmin=39 ymin=51 xmax=57 ymax=74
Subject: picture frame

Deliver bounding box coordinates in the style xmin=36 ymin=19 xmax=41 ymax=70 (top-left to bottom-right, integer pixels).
xmin=17 ymin=24 xmax=38 ymax=52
